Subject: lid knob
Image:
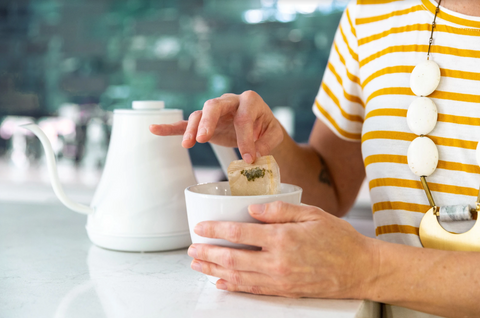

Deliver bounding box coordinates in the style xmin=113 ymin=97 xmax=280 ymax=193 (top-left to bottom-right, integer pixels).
xmin=132 ymin=101 xmax=165 ymax=110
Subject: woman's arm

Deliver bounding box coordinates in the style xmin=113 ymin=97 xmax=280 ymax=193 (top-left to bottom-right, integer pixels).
xmin=150 ymin=91 xmax=365 ymax=216
xmin=368 ymin=240 xmax=480 ymax=317
xmin=189 ymin=202 xmax=480 ymax=318
xmin=272 ymin=118 xmax=365 ymax=216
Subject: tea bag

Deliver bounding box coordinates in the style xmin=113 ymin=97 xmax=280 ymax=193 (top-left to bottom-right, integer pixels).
xmin=227 ymin=155 xmax=281 ymax=196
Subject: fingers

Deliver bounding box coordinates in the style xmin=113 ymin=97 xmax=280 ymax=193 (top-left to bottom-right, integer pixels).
xmin=182 ymin=110 xmax=203 ymax=148
xmin=192 ymin=257 xmax=298 ymax=298
xmin=149 ymin=121 xmax=188 ymax=136
xmin=197 ymin=94 xmax=239 ymax=144
xmin=235 ymin=91 xmax=261 ymax=164
xmin=153 ymin=91 xmax=281 ymax=164
xmin=194 ymin=221 xmax=274 ymax=247
xmin=190 ymin=259 xmax=276 ymax=290
xmin=199 ymin=91 xmax=266 ymax=164
xmin=188 ymin=244 xmax=267 ymax=272
xmin=249 ymin=202 xmax=322 ymax=224
xmin=215 ymin=279 xmax=294 ymax=298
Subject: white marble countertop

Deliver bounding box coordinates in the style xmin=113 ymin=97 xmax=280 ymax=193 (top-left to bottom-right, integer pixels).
xmin=0 ymin=200 xmax=378 ymax=318
xmin=0 ymin=162 xmax=377 ymax=317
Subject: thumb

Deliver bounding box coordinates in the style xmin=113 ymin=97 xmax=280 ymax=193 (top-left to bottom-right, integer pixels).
xmin=248 ymin=201 xmax=322 ymax=224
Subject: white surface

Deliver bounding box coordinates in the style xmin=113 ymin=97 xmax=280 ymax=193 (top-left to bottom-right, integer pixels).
xmin=0 ymin=201 xmax=375 ymax=318
xmin=86 ymin=228 xmax=192 ymax=252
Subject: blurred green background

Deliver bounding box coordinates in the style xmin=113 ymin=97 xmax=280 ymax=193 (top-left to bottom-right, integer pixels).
xmin=0 ymin=0 xmax=345 ymax=166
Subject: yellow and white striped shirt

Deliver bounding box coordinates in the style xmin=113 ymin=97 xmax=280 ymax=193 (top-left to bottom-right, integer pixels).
xmin=313 ymin=0 xmax=480 ymax=247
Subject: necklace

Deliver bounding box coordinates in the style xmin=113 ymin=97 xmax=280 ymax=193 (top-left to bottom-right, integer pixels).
xmin=407 ymin=0 xmax=480 ymax=251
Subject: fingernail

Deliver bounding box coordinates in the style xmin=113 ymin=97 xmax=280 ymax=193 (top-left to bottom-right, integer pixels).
xmin=256 ymin=152 xmax=262 ymax=159
xmin=243 ymin=153 xmax=253 ymax=164
xmin=188 ymin=246 xmax=198 ymax=258
xmin=191 ymin=260 xmax=202 ymax=272
xmin=198 ymin=128 xmax=207 ymax=137
xmin=250 ymin=204 xmax=265 ymax=215
xmin=183 ymin=133 xmax=192 ymax=141
xmin=217 ymin=282 xmax=227 ymax=290
xmin=194 ymin=223 xmax=204 ymax=236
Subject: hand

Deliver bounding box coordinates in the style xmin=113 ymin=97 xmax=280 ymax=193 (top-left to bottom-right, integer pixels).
xmin=187 ymin=202 xmax=379 ymax=299
xmin=149 ymin=91 xmax=284 ymax=164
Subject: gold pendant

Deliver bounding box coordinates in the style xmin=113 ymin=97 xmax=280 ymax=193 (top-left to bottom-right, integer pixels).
xmin=418 ymin=176 xmax=480 ymax=251
xmin=419 ymin=207 xmax=480 ymax=251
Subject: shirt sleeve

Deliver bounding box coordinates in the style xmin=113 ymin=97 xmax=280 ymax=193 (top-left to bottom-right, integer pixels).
xmin=312 ymin=1 xmax=365 ymax=142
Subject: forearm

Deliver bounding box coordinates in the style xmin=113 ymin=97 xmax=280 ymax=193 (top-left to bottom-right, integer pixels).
xmin=270 ymin=120 xmax=365 ymax=216
xmin=270 ymin=127 xmax=339 ymax=214
xmin=365 ymin=240 xmax=480 ymax=317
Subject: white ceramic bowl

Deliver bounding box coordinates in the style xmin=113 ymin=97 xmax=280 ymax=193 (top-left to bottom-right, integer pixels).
xmin=184 ymin=182 xmax=303 ymax=250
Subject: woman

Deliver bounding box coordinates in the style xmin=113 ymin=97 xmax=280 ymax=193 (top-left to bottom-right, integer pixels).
xmin=151 ymin=0 xmax=480 ymax=317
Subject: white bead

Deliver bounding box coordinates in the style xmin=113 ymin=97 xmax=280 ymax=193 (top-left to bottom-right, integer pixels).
xmin=406 ymin=97 xmax=438 ymax=136
xmin=476 ymin=140 xmax=480 ymax=167
xmin=407 ymin=136 xmax=438 ymax=177
xmin=410 ymin=60 xmax=441 ymax=97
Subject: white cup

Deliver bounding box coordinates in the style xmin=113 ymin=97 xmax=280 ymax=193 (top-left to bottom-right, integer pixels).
xmin=184 ymin=181 xmax=303 ymax=282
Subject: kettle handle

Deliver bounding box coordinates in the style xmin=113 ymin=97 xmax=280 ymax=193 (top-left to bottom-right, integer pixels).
xmin=210 ymin=144 xmax=239 ymax=177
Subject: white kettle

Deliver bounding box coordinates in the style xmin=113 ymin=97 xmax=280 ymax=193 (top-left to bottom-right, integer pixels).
xmin=22 ymin=101 xmax=238 ymax=252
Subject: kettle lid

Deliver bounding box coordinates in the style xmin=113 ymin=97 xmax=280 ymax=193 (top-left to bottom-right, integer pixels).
xmin=132 ymin=101 xmax=165 ymax=110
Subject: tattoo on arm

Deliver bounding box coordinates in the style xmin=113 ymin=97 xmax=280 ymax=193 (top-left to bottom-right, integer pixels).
xmin=318 ymin=155 xmax=332 ymax=186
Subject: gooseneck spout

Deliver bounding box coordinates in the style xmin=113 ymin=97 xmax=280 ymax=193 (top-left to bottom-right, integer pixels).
xmin=21 ymin=123 xmax=93 ymax=215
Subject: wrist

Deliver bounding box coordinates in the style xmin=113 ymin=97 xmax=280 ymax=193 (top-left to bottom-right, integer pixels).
xmin=355 ymin=237 xmax=383 ymax=301
xmin=269 ymin=121 xmax=288 ymax=156
xmin=271 ymin=124 xmax=300 ymax=162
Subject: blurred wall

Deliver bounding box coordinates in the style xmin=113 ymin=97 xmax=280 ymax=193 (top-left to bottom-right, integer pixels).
xmin=0 ymin=0 xmax=345 ymax=166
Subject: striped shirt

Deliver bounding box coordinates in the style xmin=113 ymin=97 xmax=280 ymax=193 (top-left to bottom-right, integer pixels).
xmin=313 ymin=0 xmax=480 ymax=248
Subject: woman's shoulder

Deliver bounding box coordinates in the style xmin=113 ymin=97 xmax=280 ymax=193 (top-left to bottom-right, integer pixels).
xmin=348 ymin=0 xmax=426 ymax=31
